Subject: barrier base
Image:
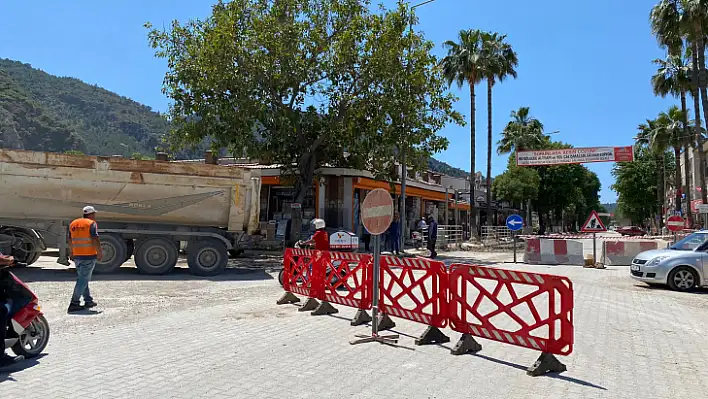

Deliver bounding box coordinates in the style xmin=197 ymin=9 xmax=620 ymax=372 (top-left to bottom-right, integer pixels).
xmin=311 ymin=301 xmax=339 ymax=316
xmin=415 ymin=326 xmax=450 ymax=346
xmin=526 ymin=352 xmax=567 ymax=377
xmin=377 ymin=313 xmax=396 ymax=331
xmin=351 ymin=310 xmax=372 ymax=326
xmin=450 ymin=334 xmax=482 ymax=355
xmin=298 ymin=298 xmax=320 ymax=312
xmin=350 ymin=333 xmax=400 ymax=346
xmin=276 ymin=292 xmax=300 ymax=305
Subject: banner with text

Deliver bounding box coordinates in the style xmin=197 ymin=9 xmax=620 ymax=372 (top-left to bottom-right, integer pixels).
xmin=516 ymin=146 xmax=634 ymax=167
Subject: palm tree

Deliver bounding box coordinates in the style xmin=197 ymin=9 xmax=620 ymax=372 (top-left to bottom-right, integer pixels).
xmin=442 ymin=29 xmax=486 ymax=237
xmin=654 ymin=107 xmax=688 ymax=215
xmin=652 ymin=54 xmax=692 ymax=218
xmin=497 ymin=107 xmax=546 ymax=154
xmin=650 ymin=0 xmax=708 ymax=204
xmin=636 ymin=119 xmax=666 ymax=230
xmin=481 ymin=32 xmax=518 ymax=225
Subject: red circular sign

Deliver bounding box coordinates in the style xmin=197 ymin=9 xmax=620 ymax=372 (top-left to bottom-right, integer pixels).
xmin=361 ymin=188 xmax=394 ymax=236
xmin=667 ymin=215 xmax=685 ymax=232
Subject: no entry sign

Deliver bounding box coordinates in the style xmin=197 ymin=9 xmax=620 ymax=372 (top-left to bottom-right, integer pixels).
xmin=361 ymin=188 xmax=394 ymax=236
xmin=667 ymin=215 xmax=685 ymax=232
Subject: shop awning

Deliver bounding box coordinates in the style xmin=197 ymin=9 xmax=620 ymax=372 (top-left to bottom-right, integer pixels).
xmin=353 ymin=177 xmax=447 ymax=201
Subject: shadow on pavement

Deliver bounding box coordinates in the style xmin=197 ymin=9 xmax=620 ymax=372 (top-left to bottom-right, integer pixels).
xmin=635 ymin=283 xmax=708 ymax=295
xmin=13 ymin=261 xmax=277 ymax=283
xmin=0 ymin=354 xmax=47 ymax=383
xmin=472 ymin=354 xmax=607 ymax=390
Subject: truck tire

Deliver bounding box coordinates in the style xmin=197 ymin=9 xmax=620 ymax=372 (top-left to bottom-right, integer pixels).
xmin=188 ymin=239 xmax=228 ymax=276
xmin=95 ymin=234 xmax=127 ymax=274
xmin=134 ymin=238 xmax=178 ymax=275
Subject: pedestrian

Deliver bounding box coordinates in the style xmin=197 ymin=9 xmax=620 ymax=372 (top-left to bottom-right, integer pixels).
xmin=67 ymin=206 xmax=102 ymax=313
xmin=427 ymin=215 xmax=438 ymax=259
xmin=388 ymin=213 xmax=401 ymax=255
xmin=362 ymin=229 xmax=371 ymax=252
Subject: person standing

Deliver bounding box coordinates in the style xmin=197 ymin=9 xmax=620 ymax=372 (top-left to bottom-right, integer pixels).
xmin=68 ymin=206 xmax=102 ymax=313
xmin=388 ymin=213 xmax=401 ymax=256
xmin=427 ymin=215 xmax=438 ymax=259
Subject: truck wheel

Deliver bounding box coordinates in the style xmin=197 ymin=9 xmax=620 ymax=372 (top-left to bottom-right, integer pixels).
xmin=125 ymin=239 xmax=134 ymax=262
xmin=95 ymin=234 xmax=127 ymax=274
xmin=134 ymin=238 xmax=178 ymax=275
xmin=188 ymin=239 xmax=228 ymax=276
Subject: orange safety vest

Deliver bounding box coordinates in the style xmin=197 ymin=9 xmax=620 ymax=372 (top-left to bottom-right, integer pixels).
xmin=69 ymin=218 xmax=98 ymax=257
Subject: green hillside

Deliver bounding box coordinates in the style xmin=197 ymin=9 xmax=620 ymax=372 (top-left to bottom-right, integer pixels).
xmin=0 ymin=58 xmax=167 ymax=156
xmin=0 ymin=58 xmax=467 ymax=175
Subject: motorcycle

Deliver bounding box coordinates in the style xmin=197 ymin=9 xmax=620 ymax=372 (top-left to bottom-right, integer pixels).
xmin=1 ymin=236 xmax=50 ymax=361
xmin=412 ymin=231 xmax=424 ymax=250
xmin=278 ymin=241 xmax=347 ymax=287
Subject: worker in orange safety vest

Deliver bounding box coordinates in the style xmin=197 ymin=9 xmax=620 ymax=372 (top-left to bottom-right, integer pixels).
xmin=67 ymin=206 xmax=102 ymax=313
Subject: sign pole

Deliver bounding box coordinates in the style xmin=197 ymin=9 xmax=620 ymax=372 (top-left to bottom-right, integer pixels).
xmin=592 ymin=233 xmax=597 ymax=265
xmin=371 ymin=234 xmax=380 ymax=335
xmin=351 ymin=188 xmax=399 ymax=346
xmin=512 ymin=230 xmax=517 ymax=264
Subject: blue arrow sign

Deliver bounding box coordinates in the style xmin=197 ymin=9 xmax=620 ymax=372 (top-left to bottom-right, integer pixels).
xmin=506 ymin=214 xmax=524 ymax=232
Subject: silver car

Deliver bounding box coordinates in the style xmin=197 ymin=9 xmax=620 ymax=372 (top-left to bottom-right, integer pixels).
xmin=630 ymin=231 xmax=708 ymax=292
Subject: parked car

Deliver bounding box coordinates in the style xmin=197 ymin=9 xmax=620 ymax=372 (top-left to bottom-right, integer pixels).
xmin=616 ymin=226 xmax=646 ymax=236
xmin=630 ymin=230 xmax=708 ymax=292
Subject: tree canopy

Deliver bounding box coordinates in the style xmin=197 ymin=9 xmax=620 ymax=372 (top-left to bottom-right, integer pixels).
xmin=146 ymin=0 xmax=463 ymax=202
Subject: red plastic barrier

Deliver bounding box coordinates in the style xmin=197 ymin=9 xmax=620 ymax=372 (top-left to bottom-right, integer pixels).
xmin=448 ymin=264 xmax=573 ymax=355
xmin=318 ymin=252 xmax=372 ymax=310
xmin=378 ymin=256 xmax=448 ymax=328
xmin=282 ymin=248 xmax=323 ymax=299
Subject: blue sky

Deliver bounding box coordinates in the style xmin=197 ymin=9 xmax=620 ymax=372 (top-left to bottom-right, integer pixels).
xmin=0 ymin=0 xmax=674 ymax=202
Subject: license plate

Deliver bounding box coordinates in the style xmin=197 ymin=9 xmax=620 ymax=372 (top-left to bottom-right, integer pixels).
xmin=630 ymin=265 xmax=640 ymax=271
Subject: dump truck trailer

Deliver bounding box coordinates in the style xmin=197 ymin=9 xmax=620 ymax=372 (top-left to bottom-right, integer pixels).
xmin=0 ymin=149 xmax=261 ymax=276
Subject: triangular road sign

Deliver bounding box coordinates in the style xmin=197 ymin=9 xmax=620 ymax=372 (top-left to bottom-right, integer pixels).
xmin=581 ymin=210 xmax=607 ymax=233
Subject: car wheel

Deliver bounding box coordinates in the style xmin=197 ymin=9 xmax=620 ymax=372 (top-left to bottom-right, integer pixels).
xmin=667 ymin=266 xmax=699 ymax=292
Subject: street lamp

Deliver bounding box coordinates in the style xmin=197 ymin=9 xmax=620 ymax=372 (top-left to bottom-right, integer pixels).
xmin=400 ymin=0 xmax=441 ymax=251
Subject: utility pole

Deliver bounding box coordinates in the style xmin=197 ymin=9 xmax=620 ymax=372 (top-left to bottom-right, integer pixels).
xmin=400 ymin=0 xmax=442 ymax=252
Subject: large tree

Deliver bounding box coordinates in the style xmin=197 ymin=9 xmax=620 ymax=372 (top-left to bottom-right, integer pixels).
xmin=481 ymin=32 xmax=518 ymax=225
xmin=441 ymin=29 xmax=486 ymax=236
xmin=650 ymin=0 xmax=708 ymax=204
xmin=652 ymin=53 xmax=693 ymax=219
xmin=146 ymin=0 xmax=462 ymax=205
xmin=636 ymin=118 xmax=667 ymax=228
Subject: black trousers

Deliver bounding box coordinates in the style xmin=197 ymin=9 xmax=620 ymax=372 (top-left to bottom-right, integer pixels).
xmin=427 ymin=239 xmax=437 ymax=258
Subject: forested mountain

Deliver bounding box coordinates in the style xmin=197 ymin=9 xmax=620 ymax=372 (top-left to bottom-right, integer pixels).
xmin=0 ymin=58 xmax=167 ymax=156
xmin=0 ymin=58 xmax=466 ymax=175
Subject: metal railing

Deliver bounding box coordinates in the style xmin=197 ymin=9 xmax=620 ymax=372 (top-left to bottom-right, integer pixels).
xmin=420 ymin=225 xmax=464 ymax=250
xmin=481 ymin=226 xmax=516 ymax=249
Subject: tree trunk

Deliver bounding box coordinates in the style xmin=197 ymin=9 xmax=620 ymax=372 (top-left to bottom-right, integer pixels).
xmin=469 ymin=81 xmax=478 ymax=239
xmin=656 ymin=153 xmax=664 ymax=232
xmin=692 ymin=36 xmax=708 ymax=203
xmin=486 ymin=79 xmax=493 ymax=226
xmin=681 ymin=89 xmax=693 ymax=222
xmin=674 ymin=146 xmax=682 ymax=213
xmin=289 ymin=151 xmax=317 ymax=243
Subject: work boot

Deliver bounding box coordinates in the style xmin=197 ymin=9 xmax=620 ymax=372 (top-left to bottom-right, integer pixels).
xmin=83 ymin=301 xmax=97 ymax=309
xmin=0 ymin=354 xmax=24 ymax=367
xmin=67 ymin=303 xmax=84 ymax=313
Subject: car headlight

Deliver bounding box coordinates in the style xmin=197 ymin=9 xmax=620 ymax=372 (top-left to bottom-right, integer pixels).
xmin=646 ymin=256 xmax=670 ymax=266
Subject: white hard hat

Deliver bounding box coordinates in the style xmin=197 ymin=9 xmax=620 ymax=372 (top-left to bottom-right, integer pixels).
xmin=83 ymin=206 xmax=96 ymax=215
xmin=311 ymin=218 xmax=325 ymax=230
